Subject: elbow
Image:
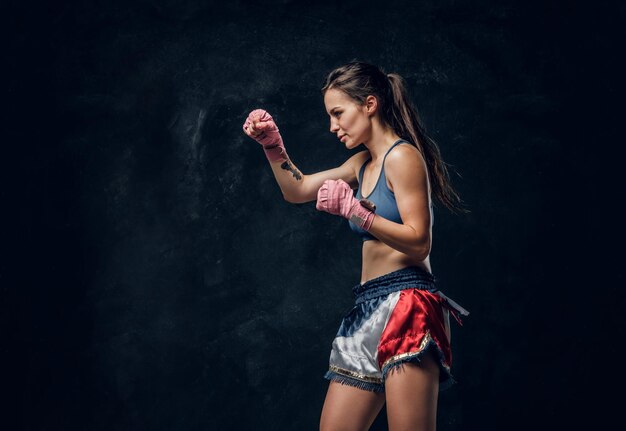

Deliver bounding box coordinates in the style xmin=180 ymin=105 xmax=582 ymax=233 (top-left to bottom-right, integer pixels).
xmin=283 ymin=192 xmax=302 ymax=204
xmin=284 ymin=191 xmax=309 ymax=204
xmin=412 ymin=235 xmax=431 ymax=261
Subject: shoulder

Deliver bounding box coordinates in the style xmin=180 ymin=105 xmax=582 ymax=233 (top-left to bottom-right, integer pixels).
xmin=385 ymin=142 xmax=426 ymax=172
xmin=343 ymin=149 xmax=371 ymax=173
xmin=385 ymin=142 xmax=429 ymax=190
xmin=332 ymin=149 xmax=370 ymax=190
xmin=350 ymin=149 xmax=371 ymax=164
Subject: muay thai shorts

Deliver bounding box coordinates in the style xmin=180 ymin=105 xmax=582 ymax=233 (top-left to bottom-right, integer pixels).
xmin=324 ymin=265 xmax=469 ymax=392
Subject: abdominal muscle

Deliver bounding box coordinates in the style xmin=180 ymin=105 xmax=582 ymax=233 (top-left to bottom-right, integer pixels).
xmin=360 ymin=239 xmax=432 ymax=284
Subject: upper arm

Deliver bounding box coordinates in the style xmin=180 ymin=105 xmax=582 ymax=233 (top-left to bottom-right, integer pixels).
xmin=385 ymin=144 xmax=432 ymax=242
xmin=288 ymin=150 xmax=370 ymax=204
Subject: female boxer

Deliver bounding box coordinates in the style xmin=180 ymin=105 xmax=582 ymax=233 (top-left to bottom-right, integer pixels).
xmin=242 ymin=61 xmax=468 ymax=431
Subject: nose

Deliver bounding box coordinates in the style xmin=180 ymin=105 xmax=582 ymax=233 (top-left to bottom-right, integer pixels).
xmin=329 ymin=118 xmax=339 ymax=133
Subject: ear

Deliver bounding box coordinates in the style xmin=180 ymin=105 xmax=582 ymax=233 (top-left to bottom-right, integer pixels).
xmin=364 ymin=95 xmax=378 ymax=117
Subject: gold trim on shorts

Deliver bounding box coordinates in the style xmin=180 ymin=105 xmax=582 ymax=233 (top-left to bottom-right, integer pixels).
xmin=380 ymin=331 xmax=451 ymax=372
xmin=328 ymin=365 xmax=383 ymax=384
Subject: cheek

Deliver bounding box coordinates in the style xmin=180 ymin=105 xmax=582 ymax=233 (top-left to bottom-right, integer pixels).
xmin=343 ymin=110 xmax=366 ymax=131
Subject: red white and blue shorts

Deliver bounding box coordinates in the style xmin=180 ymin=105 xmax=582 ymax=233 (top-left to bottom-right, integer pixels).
xmin=324 ymin=266 xmax=469 ymax=392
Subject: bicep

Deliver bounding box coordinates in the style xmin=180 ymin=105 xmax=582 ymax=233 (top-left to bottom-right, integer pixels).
xmin=290 ymin=151 xmax=367 ymax=204
xmin=386 ymin=147 xmax=431 ymax=238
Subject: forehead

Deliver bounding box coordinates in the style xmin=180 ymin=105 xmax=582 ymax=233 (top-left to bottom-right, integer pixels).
xmin=324 ymin=89 xmax=352 ymax=111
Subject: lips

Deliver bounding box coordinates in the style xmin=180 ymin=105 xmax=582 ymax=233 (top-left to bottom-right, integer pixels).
xmin=339 ymin=134 xmax=347 ymax=142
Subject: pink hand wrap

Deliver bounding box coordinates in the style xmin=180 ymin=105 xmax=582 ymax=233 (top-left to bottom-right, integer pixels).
xmin=242 ymin=109 xmax=289 ymax=163
xmin=316 ymin=179 xmax=376 ymax=230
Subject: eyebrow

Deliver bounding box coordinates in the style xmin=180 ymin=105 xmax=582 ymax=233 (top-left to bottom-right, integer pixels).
xmin=328 ymin=106 xmax=341 ymax=114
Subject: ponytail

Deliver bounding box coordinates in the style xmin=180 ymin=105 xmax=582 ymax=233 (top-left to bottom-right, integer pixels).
xmin=322 ymin=61 xmax=469 ymax=214
xmin=386 ymin=73 xmax=468 ymax=214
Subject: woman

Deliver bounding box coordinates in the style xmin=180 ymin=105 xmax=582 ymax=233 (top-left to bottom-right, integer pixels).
xmin=242 ymin=61 xmax=469 ymax=431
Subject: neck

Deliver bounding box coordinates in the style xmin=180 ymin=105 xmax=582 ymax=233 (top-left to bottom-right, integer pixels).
xmin=363 ymin=121 xmax=401 ymax=162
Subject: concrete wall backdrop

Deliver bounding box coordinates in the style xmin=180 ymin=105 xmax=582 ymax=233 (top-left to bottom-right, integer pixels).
xmin=5 ymin=0 xmax=623 ymax=429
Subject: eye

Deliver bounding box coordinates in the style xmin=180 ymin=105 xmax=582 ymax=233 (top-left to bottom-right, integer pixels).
xmin=333 ymin=111 xmax=342 ymax=118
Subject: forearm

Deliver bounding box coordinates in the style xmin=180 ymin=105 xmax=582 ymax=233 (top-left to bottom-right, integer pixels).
xmin=367 ymin=215 xmax=431 ymax=260
xmin=243 ymin=109 xmax=304 ymax=200
xmin=267 ymin=155 xmax=305 ymax=201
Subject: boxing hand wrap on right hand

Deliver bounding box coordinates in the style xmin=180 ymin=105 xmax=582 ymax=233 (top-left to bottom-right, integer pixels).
xmin=242 ymin=109 xmax=289 ymax=163
xmin=315 ymin=179 xmax=376 ymax=230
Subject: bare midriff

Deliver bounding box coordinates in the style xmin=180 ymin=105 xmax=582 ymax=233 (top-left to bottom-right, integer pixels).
xmin=360 ymin=239 xmax=432 ymax=285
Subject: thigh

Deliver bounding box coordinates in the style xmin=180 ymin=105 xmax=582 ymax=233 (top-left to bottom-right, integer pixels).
xmin=384 ymin=349 xmax=440 ymax=431
xmin=320 ymin=381 xmax=386 ymax=431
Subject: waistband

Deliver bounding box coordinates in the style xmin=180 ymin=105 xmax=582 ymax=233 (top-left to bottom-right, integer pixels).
xmin=351 ymin=266 xmax=470 ymax=325
xmin=352 ymin=266 xmax=437 ymax=305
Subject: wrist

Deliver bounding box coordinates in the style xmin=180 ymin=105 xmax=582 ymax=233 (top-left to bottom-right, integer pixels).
xmin=263 ymin=144 xmax=289 ymax=162
xmin=348 ymin=200 xmax=375 ymax=230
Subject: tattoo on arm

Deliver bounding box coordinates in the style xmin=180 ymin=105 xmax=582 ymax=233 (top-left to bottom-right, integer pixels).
xmin=281 ymin=159 xmax=303 ymax=180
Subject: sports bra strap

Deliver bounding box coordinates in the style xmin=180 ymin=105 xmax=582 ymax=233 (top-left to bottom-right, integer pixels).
xmin=383 ymin=139 xmax=408 ymax=163
xmin=360 ymin=139 xmax=409 ymax=182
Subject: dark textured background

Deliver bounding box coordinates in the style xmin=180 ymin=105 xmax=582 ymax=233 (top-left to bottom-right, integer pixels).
xmin=5 ymin=0 xmax=624 ymax=430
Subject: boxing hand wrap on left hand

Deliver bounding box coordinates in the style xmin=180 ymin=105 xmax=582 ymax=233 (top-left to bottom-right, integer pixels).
xmin=315 ymin=179 xmax=376 ymax=230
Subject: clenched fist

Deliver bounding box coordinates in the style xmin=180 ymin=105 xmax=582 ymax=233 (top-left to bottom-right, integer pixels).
xmin=242 ymin=109 xmax=289 ymax=163
xmin=316 ymin=179 xmax=376 ymax=230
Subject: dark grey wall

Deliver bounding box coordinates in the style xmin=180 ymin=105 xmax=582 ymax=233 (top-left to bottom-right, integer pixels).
xmin=6 ymin=0 xmax=623 ymax=430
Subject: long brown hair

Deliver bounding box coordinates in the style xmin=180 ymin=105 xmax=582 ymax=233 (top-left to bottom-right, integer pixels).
xmin=321 ymin=61 xmax=469 ymax=214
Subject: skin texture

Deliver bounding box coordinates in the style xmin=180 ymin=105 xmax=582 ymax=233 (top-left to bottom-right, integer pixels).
xmin=243 ymin=88 xmax=439 ymax=430
xmin=281 ymin=160 xmax=303 ymax=180
xmin=320 ymin=89 xmax=439 ymax=431
xmin=319 ymin=382 xmax=385 ymax=431
xmin=243 ymin=113 xmax=305 ymax=182
xmin=319 ymin=353 xmax=440 ymax=431
xmin=383 ymin=352 xmax=440 ymax=431
xmin=322 ymin=89 xmax=433 ymax=282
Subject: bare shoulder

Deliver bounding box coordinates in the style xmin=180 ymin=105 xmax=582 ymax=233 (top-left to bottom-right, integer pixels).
xmin=384 ymin=142 xmax=429 ymax=192
xmin=345 ymin=149 xmax=371 ymax=176
xmin=385 ymin=142 xmax=426 ymax=171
